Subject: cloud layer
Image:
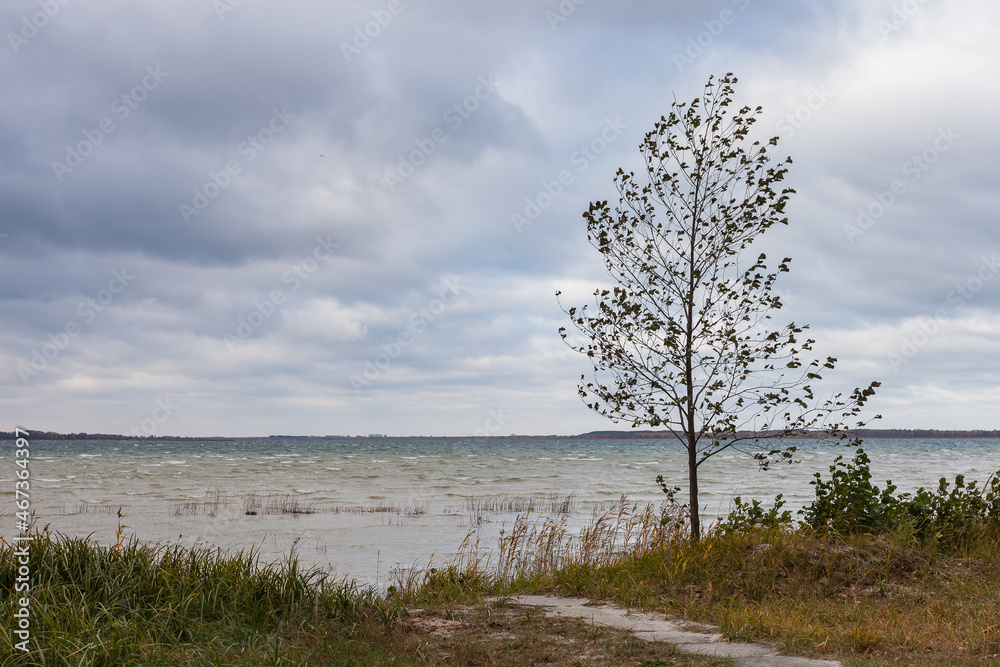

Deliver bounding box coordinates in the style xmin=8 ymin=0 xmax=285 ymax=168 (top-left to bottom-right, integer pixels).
xmin=2 ymin=0 xmax=998 ymax=435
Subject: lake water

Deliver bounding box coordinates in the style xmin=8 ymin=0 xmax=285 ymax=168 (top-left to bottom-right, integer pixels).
xmin=4 ymin=437 xmax=999 ymax=587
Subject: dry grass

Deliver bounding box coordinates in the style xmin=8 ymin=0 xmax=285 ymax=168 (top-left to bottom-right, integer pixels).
xmin=400 ymin=496 xmax=1000 ymax=666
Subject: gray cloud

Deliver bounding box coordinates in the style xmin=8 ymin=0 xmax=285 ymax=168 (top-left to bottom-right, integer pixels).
xmin=2 ymin=0 xmax=998 ymax=434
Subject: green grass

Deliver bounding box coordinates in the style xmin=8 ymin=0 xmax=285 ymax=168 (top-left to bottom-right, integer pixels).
xmin=1 ymin=530 xmax=403 ymax=665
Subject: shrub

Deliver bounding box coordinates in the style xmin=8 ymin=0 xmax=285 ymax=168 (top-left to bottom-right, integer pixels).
xmin=800 ymin=448 xmax=904 ymax=533
xmin=721 ymin=447 xmax=1000 ymax=552
xmin=716 ymin=494 xmax=793 ymax=535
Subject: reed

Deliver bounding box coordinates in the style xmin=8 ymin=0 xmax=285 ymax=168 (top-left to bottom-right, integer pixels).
xmin=169 ymin=491 xmax=428 ymax=518
xmin=327 ymin=501 xmax=428 ymax=516
xmin=460 ymin=493 xmax=576 ymax=525
xmin=242 ymin=493 xmax=317 ymax=515
xmin=64 ymin=502 xmax=122 ymax=516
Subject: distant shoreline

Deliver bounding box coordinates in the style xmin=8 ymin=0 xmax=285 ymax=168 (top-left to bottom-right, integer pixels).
xmin=3 ymin=428 xmax=998 ymax=441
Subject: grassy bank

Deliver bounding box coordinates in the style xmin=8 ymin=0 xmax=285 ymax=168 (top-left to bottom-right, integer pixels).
xmin=403 ymin=450 xmax=1000 ymax=665
xmin=3 ymin=450 xmax=998 ymax=665
xmin=1 ymin=529 xmax=725 ymax=666
xmin=1 ymin=531 xmax=406 ymax=665
xmin=469 ymin=523 xmax=1000 ymax=665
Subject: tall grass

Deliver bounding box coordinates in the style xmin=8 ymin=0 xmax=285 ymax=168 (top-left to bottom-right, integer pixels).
xmin=0 ymin=529 xmax=402 ymax=665
xmin=402 ymin=494 xmax=688 ymax=605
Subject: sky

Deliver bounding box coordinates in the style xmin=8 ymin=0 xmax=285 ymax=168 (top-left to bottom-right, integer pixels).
xmin=2 ymin=0 xmax=998 ymax=437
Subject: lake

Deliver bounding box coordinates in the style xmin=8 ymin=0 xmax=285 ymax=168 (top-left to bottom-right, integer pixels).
xmin=5 ymin=436 xmax=999 ymax=587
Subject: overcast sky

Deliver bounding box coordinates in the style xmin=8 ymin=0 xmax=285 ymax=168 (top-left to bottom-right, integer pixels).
xmin=2 ymin=0 xmax=998 ymax=437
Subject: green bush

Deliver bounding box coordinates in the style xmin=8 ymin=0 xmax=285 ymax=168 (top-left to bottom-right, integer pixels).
xmin=901 ymin=468 xmax=1000 ymax=547
xmin=720 ymin=447 xmax=1000 ymax=552
xmin=800 ymin=448 xmax=904 ymax=533
xmin=716 ymin=494 xmax=792 ymax=535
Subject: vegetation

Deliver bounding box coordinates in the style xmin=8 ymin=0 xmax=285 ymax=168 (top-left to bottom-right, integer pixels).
xmin=3 ymin=451 xmax=997 ymax=664
xmin=557 ymin=73 xmax=879 ymax=538
xmin=0 ymin=531 xmax=402 ymax=665
xmin=409 ymin=450 xmax=1000 ymax=665
xmin=0 ymin=529 xmax=723 ymax=666
xmin=723 ymin=447 xmax=1000 ymax=552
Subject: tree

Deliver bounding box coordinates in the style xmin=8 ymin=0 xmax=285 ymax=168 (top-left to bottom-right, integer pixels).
xmin=557 ymin=73 xmax=880 ymax=539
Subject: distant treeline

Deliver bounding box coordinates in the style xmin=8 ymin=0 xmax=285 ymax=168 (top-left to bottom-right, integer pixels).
xmin=0 ymin=430 xmax=233 ymax=441
xmin=575 ymin=429 xmax=1000 ymax=439
xmin=2 ymin=428 xmax=999 ymax=441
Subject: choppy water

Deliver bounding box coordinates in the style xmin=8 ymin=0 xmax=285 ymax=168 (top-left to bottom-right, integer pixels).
xmin=4 ymin=437 xmax=998 ymax=587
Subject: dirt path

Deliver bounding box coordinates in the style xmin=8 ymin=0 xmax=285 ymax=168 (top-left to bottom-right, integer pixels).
xmin=509 ymin=595 xmax=840 ymax=667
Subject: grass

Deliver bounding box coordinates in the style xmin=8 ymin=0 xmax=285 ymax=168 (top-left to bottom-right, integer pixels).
xmin=400 ymin=495 xmax=1000 ymax=666
xmin=1 ymin=528 xmax=403 ymax=665
xmin=0 ymin=527 xmax=725 ymax=666
xmin=500 ymin=525 xmax=1000 ymax=664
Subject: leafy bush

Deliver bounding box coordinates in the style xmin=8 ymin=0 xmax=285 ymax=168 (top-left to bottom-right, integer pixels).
xmin=720 ymin=447 xmax=1000 ymax=551
xmin=716 ymin=494 xmax=792 ymax=535
xmin=901 ymin=468 xmax=1000 ymax=547
xmin=800 ymin=448 xmax=904 ymax=533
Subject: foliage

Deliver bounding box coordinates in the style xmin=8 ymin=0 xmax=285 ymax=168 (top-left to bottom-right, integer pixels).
xmin=724 ymin=447 xmax=1000 ymax=553
xmin=801 ymin=448 xmax=903 ymax=534
xmin=901 ymin=468 xmax=1000 ymax=547
xmin=716 ymin=494 xmax=792 ymax=535
xmin=557 ymin=72 xmax=879 ymax=538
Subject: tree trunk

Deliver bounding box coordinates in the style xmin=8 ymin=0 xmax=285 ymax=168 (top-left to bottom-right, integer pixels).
xmin=688 ymin=438 xmax=700 ymax=539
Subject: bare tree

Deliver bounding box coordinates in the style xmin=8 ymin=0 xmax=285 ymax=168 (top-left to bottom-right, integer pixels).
xmin=557 ymin=73 xmax=879 ymax=538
